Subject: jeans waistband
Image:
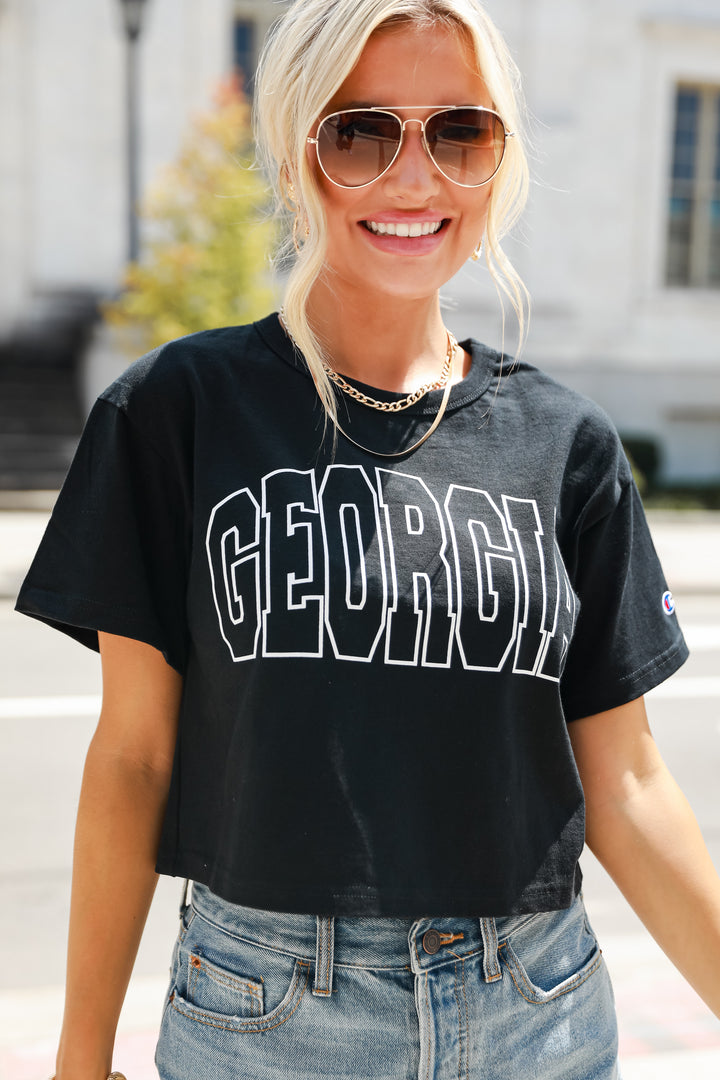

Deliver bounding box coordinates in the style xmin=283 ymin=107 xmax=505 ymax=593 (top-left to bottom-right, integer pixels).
xmin=187 ymin=883 xmax=527 ymax=996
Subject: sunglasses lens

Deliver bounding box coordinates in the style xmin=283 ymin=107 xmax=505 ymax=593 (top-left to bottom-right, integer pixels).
xmin=425 ymin=108 xmax=506 ymax=185
xmin=316 ymin=111 xmax=401 ymax=187
xmin=314 ymin=108 xmax=507 ymax=187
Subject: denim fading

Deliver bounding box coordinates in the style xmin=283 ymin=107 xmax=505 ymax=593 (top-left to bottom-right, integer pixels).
xmin=155 ymin=883 xmax=620 ymax=1080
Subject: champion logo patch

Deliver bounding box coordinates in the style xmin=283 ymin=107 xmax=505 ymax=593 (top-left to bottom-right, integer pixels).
xmin=662 ymin=590 xmax=675 ymax=616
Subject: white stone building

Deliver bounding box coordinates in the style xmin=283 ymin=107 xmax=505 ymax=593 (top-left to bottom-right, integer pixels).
xmin=475 ymin=0 xmax=720 ymax=487
xmin=0 ymin=0 xmax=718 ymax=485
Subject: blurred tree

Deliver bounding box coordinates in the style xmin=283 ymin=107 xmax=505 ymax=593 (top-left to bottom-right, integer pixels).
xmin=104 ymin=74 xmax=276 ymax=348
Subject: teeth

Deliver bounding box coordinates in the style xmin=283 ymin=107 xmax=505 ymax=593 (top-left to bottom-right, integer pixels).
xmin=365 ymin=220 xmax=443 ymax=237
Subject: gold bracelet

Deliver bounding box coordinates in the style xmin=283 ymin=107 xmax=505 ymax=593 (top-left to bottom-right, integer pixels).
xmin=50 ymin=1073 xmax=126 ymax=1080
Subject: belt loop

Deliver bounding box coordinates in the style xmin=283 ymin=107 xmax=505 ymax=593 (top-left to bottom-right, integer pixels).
xmin=313 ymin=916 xmax=335 ymax=997
xmin=480 ymin=917 xmax=502 ymax=982
xmin=179 ymin=878 xmax=192 ymax=917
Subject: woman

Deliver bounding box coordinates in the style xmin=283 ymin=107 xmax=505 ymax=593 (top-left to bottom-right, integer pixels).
xmin=17 ymin=1 xmax=720 ymax=1078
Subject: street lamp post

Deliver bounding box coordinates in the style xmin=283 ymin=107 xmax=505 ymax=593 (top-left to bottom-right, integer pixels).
xmin=118 ymin=0 xmax=149 ymax=264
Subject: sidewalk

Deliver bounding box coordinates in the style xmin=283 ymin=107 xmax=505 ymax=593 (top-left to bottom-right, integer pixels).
xmin=644 ymin=509 xmax=720 ymax=596
xmin=1 ymin=504 xmax=719 ymax=1079
xmin=0 ymin=510 xmax=50 ymax=599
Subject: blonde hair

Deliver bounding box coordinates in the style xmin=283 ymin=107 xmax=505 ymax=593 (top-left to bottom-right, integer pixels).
xmin=254 ymin=0 xmax=530 ymax=426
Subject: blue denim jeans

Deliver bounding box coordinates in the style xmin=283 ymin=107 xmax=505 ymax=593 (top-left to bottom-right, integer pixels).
xmin=155 ymin=883 xmax=620 ymax=1079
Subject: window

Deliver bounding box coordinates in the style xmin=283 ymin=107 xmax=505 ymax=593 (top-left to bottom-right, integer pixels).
xmin=666 ymin=85 xmax=720 ymax=287
xmin=234 ymin=19 xmax=256 ymax=95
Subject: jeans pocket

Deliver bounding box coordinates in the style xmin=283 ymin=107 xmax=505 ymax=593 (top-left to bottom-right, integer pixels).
xmin=168 ymin=911 xmax=312 ymax=1033
xmin=499 ymin=899 xmax=604 ymax=1004
xmin=183 ymin=950 xmax=265 ymax=1018
xmin=168 ymin=956 xmax=311 ymax=1033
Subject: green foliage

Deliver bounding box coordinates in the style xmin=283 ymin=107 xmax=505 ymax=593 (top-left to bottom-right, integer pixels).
xmin=104 ymin=75 xmax=276 ymax=349
xmin=621 ymin=436 xmax=660 ymax=496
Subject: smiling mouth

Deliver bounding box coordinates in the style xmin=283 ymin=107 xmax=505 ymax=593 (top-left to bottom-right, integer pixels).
xmin=362 ymin=219 xmax=446 ymax=237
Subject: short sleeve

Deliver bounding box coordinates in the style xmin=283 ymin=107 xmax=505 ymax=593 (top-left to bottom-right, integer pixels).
xmin=560 ymin=436 xmax=688 ymax=721
xmin=15 ymin=394 xmax=191 ymax=674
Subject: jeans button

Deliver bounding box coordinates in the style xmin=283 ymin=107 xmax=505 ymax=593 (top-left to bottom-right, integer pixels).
xmin=422 ymin=929 xmax=441 ymax=954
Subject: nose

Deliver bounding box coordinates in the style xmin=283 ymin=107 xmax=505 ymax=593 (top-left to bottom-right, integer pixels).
xmin=381 ymin=119 xmax=441 ymax=197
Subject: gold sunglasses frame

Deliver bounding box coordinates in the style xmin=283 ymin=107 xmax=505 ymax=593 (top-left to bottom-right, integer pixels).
xmin=307 ymin=105 xmax=514 ymax=189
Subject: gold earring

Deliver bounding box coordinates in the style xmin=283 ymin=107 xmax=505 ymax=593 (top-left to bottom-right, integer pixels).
xmin=292 ymin=212 xmax=310 ymax=253
xmin=470 ymin=239 xmax=484 ymax=262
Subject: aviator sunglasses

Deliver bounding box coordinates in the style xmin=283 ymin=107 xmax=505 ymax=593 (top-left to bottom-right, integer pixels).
xmin=307 ymin=106 xmax=512 ymax=189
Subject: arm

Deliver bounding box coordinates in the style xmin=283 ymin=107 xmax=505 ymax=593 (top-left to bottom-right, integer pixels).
xmin=55 ymin=632 xmax=182 ymax=1080
xmin=569 ymin=696 xmax=720 ymax=1018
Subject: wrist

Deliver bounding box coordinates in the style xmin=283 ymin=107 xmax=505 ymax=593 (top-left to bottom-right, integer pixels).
xmin=51 ymin=1073 xmax=126 ymax=1080
xmin=53 ymin=1041 xmax=119 ymax=1080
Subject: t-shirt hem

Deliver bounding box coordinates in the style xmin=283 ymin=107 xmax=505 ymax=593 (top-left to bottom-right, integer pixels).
xmin=156 ymin=853 xmax=580 ymax=918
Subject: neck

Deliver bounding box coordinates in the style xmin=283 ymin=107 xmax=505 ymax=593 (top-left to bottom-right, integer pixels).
xmin=305 ymin=283 xmax=466 ymax=393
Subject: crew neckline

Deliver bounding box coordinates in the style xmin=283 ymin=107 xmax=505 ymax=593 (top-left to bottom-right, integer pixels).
xmin=254 ymin=312 xmax=498 ymax=415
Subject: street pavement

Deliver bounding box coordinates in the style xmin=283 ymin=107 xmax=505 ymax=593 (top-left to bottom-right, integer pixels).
xmin=1 ymin=503 xmax=719 ymax=1079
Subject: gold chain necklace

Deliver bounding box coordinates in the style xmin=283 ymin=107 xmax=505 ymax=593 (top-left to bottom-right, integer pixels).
xmin=278 ymin=309 xmax=457 ymax=457
xmin=322 ymin=337 xmax=454 ymax=412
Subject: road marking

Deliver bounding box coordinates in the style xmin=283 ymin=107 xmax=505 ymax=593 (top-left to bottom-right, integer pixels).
xmin=0 ymin=694 xmax=101 ymax=719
